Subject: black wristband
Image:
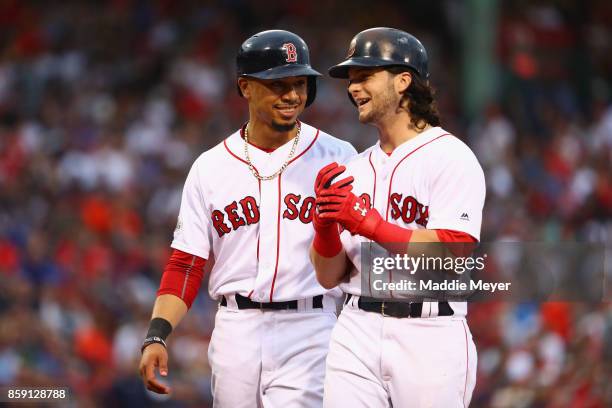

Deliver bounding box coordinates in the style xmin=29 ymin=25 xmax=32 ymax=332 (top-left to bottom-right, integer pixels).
xmin=146 ymin=317 xmax=173 ymax=340
xmin=141 ymin=318 xmax=173 ymax=354
xmin=141 ymin=336 xmax=167 ymax=353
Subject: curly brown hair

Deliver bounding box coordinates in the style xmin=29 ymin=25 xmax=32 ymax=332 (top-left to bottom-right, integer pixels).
xmin=387 ymin=67 xmax=441 ymax=130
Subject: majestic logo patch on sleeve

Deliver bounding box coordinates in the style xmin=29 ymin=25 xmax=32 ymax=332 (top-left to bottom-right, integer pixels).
xmin=460 ymin=213 xmax=470 ymax=221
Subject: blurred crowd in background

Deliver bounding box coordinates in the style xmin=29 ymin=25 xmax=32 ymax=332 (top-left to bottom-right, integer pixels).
xmin=0 ymin=0 xmax=610 ymax=407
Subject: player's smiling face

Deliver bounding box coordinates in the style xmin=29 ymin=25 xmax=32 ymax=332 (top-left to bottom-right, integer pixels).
xmin=347 ymin=67 xmax=401 ymax=125
xmin=240 ymin=76 xmax=307 ymax=132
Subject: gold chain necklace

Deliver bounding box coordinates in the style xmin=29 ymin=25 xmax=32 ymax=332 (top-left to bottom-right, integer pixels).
xmin=243 ymin=123 xmax=301 ymax=181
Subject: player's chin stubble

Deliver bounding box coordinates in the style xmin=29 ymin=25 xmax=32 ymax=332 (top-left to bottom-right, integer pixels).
xmin=271 ymin=120 xmax=297 ymax=132
xmin=359 ymin=86 xmax=398 ymax=125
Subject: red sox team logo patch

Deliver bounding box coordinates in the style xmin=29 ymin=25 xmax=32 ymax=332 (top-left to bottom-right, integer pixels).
xmin=346 ymin=40 xmax=356 ymax=59
xmin=282 ymin=43 xmax=298 ymax=62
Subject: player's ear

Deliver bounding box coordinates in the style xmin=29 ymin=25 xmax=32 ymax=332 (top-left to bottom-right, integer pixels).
xmin=394 ymin=71 xmax=412 ymax=94
xmin=238 ymin=77 xmax=251 ymax=99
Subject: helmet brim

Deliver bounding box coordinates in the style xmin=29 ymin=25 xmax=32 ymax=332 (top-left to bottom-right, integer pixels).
xmin=242 ymin=63 xmax=322 ymax=80
xmin=328 ymin=57 xmax=408 ymax=78
xmin=237 ymin=68 xmax=320 ymax=107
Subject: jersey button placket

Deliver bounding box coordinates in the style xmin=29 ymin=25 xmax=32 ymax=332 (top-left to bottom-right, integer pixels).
xmin=381 ymin=155 xmax=390 ymax=182
xmin=377 ymin=154 xmax=391 ymax=209
xmin=254 ymin=177 xmax=279 ymax=302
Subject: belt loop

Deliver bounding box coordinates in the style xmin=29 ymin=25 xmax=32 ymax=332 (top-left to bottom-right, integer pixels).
xmin=428 ymin=301 xmax=439 ymax=318
xmin=322 ymin=294 xmax=335 ymax=312
xmin=420 ymin=301 xmax=430 ymax=318
xmin=298 ymin=298 xmax=308 ymax=312
xmin=226 ymin=294 xmax=239 ymax=311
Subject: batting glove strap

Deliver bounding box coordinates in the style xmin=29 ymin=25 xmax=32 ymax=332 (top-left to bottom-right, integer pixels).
xmin=141 ymin=336 xmax=167 ymax=354
xmin=334 ymin=192 xmax=378 ymax=237
xmin=358 ymin=208 xmax=383 ymax=239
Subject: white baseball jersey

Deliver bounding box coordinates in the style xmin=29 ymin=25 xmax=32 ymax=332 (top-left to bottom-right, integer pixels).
xmin=338 ymin=126 xmax=486 ymax=316
xmin=171 ymin=122 xmax=357 ymax=302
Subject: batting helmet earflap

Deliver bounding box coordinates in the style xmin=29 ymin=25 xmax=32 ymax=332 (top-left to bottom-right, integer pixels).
xmin=328 ymin=27 xmax=429 ymax=80
xmin=236 ymin=30 xmax=321 ymax=107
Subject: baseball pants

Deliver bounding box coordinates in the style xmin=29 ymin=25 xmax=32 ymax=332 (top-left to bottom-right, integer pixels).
xmin=323 ymin=298 xmax=477 ymax=407
xmin=208 ymin=299 xmax=337 ymax=407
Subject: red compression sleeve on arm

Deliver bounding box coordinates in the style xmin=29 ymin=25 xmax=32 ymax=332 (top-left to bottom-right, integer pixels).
xmin=435 ymin=229 xmax=478 ymax=256
xmin=372 ymin=227 xmax=477 ymax=255
xmin=157 ymin=249 xmax=206 ymax=309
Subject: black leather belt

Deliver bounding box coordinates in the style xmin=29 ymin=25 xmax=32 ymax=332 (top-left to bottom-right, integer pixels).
xmin=346 ymin=294 xmax=454 ymax=318
xmin=220 ymin=293 xmax=324 ymax=310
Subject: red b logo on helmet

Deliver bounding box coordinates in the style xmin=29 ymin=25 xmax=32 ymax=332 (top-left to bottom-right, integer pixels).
xmin=282 ymin=43 xmax=298 ymax=63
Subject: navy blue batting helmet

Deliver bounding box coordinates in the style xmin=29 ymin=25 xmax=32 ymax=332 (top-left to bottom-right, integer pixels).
xmin=237 ymin=30 xmax=321 ymax=107
xmin=329 ymin=27 xmax=429 ymax=79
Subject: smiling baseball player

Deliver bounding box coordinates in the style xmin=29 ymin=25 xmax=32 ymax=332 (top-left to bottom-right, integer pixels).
xmin=138 ymin=30 xmax=356 ymax=407
xmin=310 ymin=28 xmax=485 ymax=407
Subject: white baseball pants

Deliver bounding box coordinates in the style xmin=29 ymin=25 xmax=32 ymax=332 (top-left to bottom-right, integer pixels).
xmin=323 ymin=300 xmax=477 ymax=408
xmin=208 ymin=303 xmax=337 ymax=407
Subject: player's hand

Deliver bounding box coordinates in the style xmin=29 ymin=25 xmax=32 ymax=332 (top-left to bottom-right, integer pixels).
xmin=314 ymin=162 xmax=354 ymax=193
xmin=139 ymin=343 xmax=172 ymax=394
xmin=317 ymin=190 xmax=382 ymax=239
xmin=314 ymin=163 xmax=354 ymax=228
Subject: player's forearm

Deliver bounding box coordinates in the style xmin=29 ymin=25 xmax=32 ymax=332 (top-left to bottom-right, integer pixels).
xmin=310 ymin=246 xmax=348 ymax=289
xmin=409 ymin=229 xmax=440 ymax=242
xmin=151 ymin=294 xmax=189 ymax=329
xmin=393 ymin=228 xmax=449 ymax=259
xmin=141 ymin=294 xmax=188 ymax=351
xmin=380 ymin=228 xmax=477 ymax=260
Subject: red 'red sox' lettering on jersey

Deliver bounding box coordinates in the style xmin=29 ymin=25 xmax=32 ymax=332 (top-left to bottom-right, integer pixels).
xmin=212 ymin=194 xmax=319 ymax=237
xmin=211 ymin=196 xmax=260 ymax=236
xmin=283 ymin=194 xmax=316 ymax=223
xmin=358 ymin=193 xmax=372 ymax=210
xmin=388 ymin=193 xmax=429 ymax=226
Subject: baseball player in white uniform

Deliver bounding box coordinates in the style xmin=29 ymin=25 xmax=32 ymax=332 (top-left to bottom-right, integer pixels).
xmin=310 ymin=28 xmax=485 ymax=407
xmin=138 ymin=30 xmax=356 ymax=407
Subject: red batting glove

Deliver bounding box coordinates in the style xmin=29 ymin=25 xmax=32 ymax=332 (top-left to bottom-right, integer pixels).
xmin=312 ymin=207 xmax=343 ymax=257
xmin=317 ymin=190 xmax=413 ymax=253
xmin=317 ymin=190 xmax=380 ymax=237
xmin=312 ymin=163 xmax=354 ymax=257
xmin=314 ymin=162 xmax=353 ymax=194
